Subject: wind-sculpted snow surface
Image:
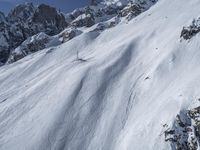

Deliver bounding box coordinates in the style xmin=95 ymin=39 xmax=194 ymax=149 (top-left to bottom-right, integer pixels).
xmin=1 ymin=0 xmax=200 ymax=150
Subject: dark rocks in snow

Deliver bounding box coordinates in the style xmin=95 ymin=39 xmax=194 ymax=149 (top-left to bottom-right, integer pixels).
xmin=32 ymin=4 xmax=67 ymax=35
xmin=164 ymin=105 xmax=200 ymax=150
xmin=181 ymin=18 xmax=200 ymax=40
xmin=66 ymin=7 xmax=96 ymax=27
xmin=58 ymin=28 xmax=82 ymax=43
xmin=0 ymin=3 xmax=68 ymax=64
xmin=0 ymin=48 xmax=9 ymax=63
xmin=189 ymin=106 xmax=200 ymax=138
xmin=66 ymin=2 xmax=123 ymax=28
xmin=8 ymin=3 xmax=35 ymax=22
xmin=7 ymin=3 xmax=67 ymax=35
xmin=8 ymin=32 xmax=59 ymax=63
xmin=119 ymin=1 xmax=142 ymax=21
xmin=91 ymin=16 xmax=120 ymax=32
xmin=0 ymin=18 xmax=9 ymax=63
xmin=90 ymin=0 xmax=156 ymax=32
xmin=0 ymin=11 xmax=6 ymax=23
xmin=68 ymin=8 xmax=86 ymax=21
xmin=103 ymin=5 xmax=124 ymax=16
xmin=145 ymin=76 xmax=150 ymax=80
xmin=71 ymin=7 xmax=95 ymax=27
xmin=72 ymin=13 xmax=95 ymax=28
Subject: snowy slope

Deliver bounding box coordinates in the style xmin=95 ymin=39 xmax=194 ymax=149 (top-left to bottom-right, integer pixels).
xmin=0 ymin=0 xmax=200 ymax=150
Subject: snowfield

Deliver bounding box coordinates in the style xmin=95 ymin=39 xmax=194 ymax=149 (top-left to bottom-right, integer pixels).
xmin=0 ymin=0 xmax=200 ymax=149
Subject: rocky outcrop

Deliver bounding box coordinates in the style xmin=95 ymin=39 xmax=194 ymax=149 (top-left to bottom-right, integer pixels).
xmin=67 ymin=0 xmax=158 ymax=30
xmin=120 ymin=2 xmax=142 ymax=21
xmin=58 ymin=28 xmax=82 ymax=43
xmin=8 ymin=27 xmax=83 ymax=63
xmin=91 ymin=16 xmax=120 ymax=32
xmin=8 ymin=3 xmax=35 ymax=22
xmin=8 ymin=32 xmax=61 ymax=63
xmin=0 ymin=11 xmax=6 ymax=23
xmin=71 ymin=7 xmax=95 ymax=27
xmin=164 ymin=105 xmax=200 ymax=150
xmin=181 ymin=18 xmax=200 ymax=40
xmin=0 ymin=12 xmax=9 ymax=63
xmin=0 ymin=3 xmax=68 ymax=64
xmin=0 ymin=47 xmax=9 ymax=64
xmin=32 ymin=4 xmax=67 ymax=35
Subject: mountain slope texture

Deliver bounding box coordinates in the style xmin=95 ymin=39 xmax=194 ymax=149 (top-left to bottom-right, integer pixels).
xmin=0 ymin=0 xmax=200 ymax=150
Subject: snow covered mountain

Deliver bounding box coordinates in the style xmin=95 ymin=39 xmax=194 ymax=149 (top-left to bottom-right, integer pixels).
xmin=0 ymin=0 xmax=200 ymax=150
xmin=0 ymin=3 xmax=67 ymax=64
xmin=0 ymin=0 xmax=157 ymax=65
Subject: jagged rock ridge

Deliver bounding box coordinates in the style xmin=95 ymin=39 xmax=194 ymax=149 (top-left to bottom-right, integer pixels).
xmin=0 ymin=3 xmax=67 ymax=64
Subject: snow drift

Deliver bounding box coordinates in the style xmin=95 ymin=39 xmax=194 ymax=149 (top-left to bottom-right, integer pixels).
xmin=0 ymin=0 xmax=200 ymax=150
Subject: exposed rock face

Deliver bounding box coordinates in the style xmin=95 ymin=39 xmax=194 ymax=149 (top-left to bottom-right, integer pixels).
xmin=0 ymin=12 xmax=9 ymax=63
xmin=58 ymin=28 xmax=82 ymax=43
xmin=91 ymin=16 xmax=120 ymax=32
xmin=32 ymin=4 xmax=67 ymax=35
xmin=66 ymin=1 xmax=124 ymax=28
xmin=181 ymin=18 xmax=200 ymax=40
xmin=67 ymin=7 xmax=96 ymax=28
xmin=120 ymin=2 xmax=142 ymax=21
xmin=0 ymin=11 xmax=6 ymax=23
xmin=0 ymin=48 xmax=9 ymax=64
xmin=8 ymin=32 xmax=61 ymax=63
xmin=8 ymin=3 xmax=35 ymax=22
xmin=8 ymin=27 xmax=83 ymax=63
xmin=0 ymin=3 xmax=68 ymax=64
xmin=72 ymin=13 xmax=95 ymax=27
xmin=164 ymin=105 xmax=200 ymax=150
xmin=67 ymin=0 xmax=157 ymax=29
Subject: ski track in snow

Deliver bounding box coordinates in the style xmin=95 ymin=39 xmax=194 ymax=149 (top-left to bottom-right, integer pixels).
xmin=1 ymin=0 xmax=200 ymax=149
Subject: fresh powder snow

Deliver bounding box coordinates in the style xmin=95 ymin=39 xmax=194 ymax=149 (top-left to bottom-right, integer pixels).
xmin=0 ymin=0 xmax=200 ymax=150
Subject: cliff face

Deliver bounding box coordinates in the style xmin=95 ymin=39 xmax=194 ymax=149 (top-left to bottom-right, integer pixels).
xmin=0 ymin=3 xmax=67 ymax=64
